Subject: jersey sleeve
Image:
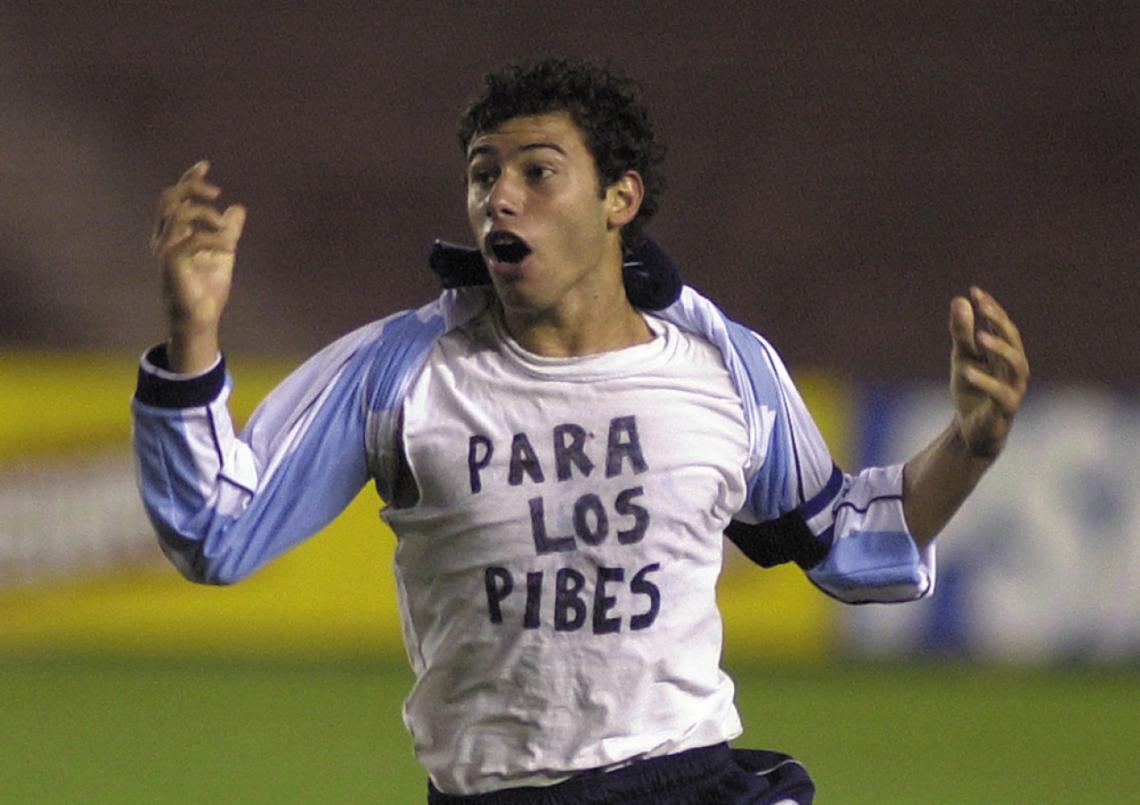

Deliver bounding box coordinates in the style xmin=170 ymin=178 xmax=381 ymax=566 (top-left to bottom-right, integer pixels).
xmin=130 ymin=308 xmax=443 ymax=585
xmin=725 ymin=322 xmax=935 ymax=604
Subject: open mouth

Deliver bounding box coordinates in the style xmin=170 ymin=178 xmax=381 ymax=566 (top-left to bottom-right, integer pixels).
xmin=486 ymin=231 xmax=532 ymax=264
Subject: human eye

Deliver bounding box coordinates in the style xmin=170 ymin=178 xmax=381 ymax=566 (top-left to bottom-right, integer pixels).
xmin=467 ymin=163 xmax=498 ymax=188
xmin=525 ymin=163 xmax=555 ymax=182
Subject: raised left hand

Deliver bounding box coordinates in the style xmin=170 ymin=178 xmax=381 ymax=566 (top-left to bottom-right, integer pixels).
xmin=948 ymin=287 xmax=1030 ymax=459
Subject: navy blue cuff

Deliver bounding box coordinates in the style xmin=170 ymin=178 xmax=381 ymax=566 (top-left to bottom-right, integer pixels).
xmin=134 ymin=344 xmax=226 ymax=408
xmin=724 ymin=510 xmax=831 ymax=570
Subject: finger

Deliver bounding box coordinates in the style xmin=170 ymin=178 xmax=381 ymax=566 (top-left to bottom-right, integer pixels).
xmin=977 ymin=329 xmax=1031 ymax=388
xmin=970 ymin=287 xmax=1028 ymax=387
xmin=157 ymin=162 xmax=220 ymax=216
xmin=175 ymin=202 xmax=229 ymax=232
xmin=180 ymin=177 xmax=222 ymax=202
xmin=971 ymin=286 xmax=1025 ymax=354
xmin=158 ymin=228 xmax=239 ymax=264
xmin=961 ymin=364 xmax=1023 ymax=417
xmin=155 ymin=178 xmax=222 ymax=218
xmin=159 ymin=206 xmax=246 ymax=260
xmin=154 ymin=221 xmax=195 ymax=263
xmin=152 ymin=203 xmax=229 ymax=254
xmin=180 ymin=160 xmax=210 ymax=181
xmin=153 ymin=185 xmax=221 ymax=240
xmin=153 ymin=179 xmax=223 ymax=246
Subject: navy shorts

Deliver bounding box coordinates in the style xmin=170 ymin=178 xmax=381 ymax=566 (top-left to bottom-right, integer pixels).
xmin=426 ymin=743 xmax=815 ymax=804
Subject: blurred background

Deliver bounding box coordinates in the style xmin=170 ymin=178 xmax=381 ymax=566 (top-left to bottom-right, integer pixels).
xmin=2 ymin=2 xmax=1137 ymax=802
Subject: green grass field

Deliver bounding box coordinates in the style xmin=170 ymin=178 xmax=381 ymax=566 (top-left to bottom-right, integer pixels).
xmin=0 ymin=656 xmax=1135 ymax=803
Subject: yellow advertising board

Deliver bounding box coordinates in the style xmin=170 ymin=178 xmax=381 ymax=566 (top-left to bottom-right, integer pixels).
xmin=0 ymin=351 xmax=848 ymax=663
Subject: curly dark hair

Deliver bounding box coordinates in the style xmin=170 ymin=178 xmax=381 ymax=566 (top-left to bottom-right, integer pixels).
xmin=458 ymin=59 xmax=666 ymax=245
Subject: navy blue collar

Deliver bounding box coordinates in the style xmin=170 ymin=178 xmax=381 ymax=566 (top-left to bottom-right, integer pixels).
xmin=428 ymin=238 xmax=682 ymax=311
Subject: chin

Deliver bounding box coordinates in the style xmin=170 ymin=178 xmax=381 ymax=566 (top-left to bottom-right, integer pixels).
xmin=492 ymin=283 xmax=535 ymax=311
xmin=492 ymin=281 xmax=553 ymax=318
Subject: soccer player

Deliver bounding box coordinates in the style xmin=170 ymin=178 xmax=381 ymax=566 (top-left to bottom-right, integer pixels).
xmin=133 ymin=60 xmax=1029 ymax=803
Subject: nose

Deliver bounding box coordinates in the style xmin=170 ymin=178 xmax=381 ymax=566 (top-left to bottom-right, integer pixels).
xmin=486 ymin=171 xmax=522 ymax=219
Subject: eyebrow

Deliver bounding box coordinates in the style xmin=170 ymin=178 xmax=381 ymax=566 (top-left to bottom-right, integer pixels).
xmin=467 ymin=141 xmax=569 ymax=162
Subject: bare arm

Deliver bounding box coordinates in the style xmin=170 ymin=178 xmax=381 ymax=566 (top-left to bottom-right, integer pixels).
xmin=903 ymin=287 xmax=1030 ymax=548
xmin=150 ymin=161 xmax=247 ymax=374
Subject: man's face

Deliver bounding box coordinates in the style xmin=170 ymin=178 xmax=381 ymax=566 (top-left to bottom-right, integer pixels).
xmin=466 ymin=112 xmax=623 ymax=318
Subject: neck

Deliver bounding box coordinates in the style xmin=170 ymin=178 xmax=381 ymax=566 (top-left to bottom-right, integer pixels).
xmin=499 ymin=286 xmax=653 ymax=358
xmin=493 ymin=233 xmax=656 ymax=356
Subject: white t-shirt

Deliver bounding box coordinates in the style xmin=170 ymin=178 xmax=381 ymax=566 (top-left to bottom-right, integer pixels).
xmin=134 ymin=282 xmax=933 ymax=795
xmin=384 ymin=307 xmax=751 ymax=794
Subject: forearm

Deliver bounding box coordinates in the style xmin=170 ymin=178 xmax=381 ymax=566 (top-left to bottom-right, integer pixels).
xmin=132 ymin=329 xmax=378 ymax=584
xmin=902 ymin=421 xmax=993 ymax=549
xmin=903 ymin=287 xmax=1029 ymax=549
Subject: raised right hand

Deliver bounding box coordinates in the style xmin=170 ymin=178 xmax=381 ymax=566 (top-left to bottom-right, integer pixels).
xmin=151 ymin=161 xmax=246 ymax=373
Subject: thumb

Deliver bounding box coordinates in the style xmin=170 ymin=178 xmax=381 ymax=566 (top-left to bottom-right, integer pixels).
xmin=949 ymin=295 xmax=978 ymax=359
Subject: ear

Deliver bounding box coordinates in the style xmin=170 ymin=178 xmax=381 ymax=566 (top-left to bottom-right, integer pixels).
xmin=604 ymin=170 xmax=644 ymax=231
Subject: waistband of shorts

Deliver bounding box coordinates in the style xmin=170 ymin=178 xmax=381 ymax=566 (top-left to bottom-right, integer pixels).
xmin=428 ymin=742 xmax=733 ymax=805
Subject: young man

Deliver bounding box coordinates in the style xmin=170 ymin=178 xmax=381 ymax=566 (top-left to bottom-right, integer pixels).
xmin=134 ymin=61 xmax=1028 ymax=803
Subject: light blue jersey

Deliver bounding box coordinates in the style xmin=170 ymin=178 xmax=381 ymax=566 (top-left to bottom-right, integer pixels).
xmin=132 ymin=281 xmax=933 ymax=793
